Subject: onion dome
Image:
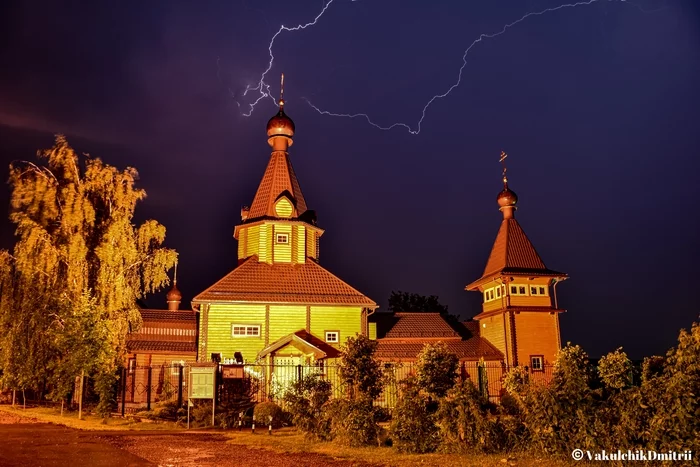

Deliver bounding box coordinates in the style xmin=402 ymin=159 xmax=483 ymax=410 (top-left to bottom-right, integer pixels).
xmin=497 ymin=182 xmax=518 ymax=208
xmin=166 ymin=283 xmax=182 ymax=302
xmin=266 ymin=100 xmax=295 ymax=139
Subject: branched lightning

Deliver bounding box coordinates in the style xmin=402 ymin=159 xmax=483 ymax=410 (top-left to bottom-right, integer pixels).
xmin=240 ymin=0 xmax=344 ymax=116
xmin=303 ymin=0 xmax=635 ymax=134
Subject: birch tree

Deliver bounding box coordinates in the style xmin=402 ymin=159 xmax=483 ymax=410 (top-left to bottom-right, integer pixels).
xmin=0 ymin=136 xmax=176 ymax=415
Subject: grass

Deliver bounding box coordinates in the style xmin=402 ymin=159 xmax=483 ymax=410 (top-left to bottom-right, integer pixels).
xmin=0 ymin=404 xmax=184 ymax=431
xmin=224 ymin=428 xmax=580 ymax=467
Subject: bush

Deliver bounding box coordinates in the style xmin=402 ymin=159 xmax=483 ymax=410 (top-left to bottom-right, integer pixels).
xmin=598 ymin=348 xmax=633 ymax=391
xmin=389 ymin=377 xmax=439 ymax=453
xmin=254 ymin=401 xmax=286 ymax=428
xmin=436 ymin=380 xmax=506 ymax=453
xmin=415 ymin=342 xmax=459 ymax=399
xmin=323 ymin=398 xmax=381 ymax=446
xmin=283 ymin=373 xmax=332 ymax=439
xmin=338 ymin=334 xmax=384 ymax=401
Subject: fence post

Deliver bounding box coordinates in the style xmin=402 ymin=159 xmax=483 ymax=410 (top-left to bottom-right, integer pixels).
xmin=178 ymin=365 xmax=184 ymax=407
xmin=146 ymin=366 xmax=152 ymax=411
xmin=121 ymin=367 xmax=127 ymax=417
xmin=477 ymin=363 xmax=487 ymax=399
xmin=78 ymin=370 xmax=84 ymax=420
xmin=296 ymin=364 xmax=302 ymax=382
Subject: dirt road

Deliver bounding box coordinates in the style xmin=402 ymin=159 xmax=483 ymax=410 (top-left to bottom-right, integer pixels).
xmin=0 ymin=411 xmax=377 ymax=467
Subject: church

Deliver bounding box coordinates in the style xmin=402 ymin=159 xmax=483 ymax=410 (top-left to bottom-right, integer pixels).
xmin=190 ymin=78 xmax=567 ymax=372
xmin=191 ymin=83 xmax=377 ymax=369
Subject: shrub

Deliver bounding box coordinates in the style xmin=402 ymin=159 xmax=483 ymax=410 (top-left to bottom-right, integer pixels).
xmin=283 ymin=373 xmax=332 ymax=439
xmin=254 ymin=401 xmax=285 ymax=428
xmin=598 ymin=347 xmax=633 ymax=391
xmin=323 ymin=398 xmax=381 ymax=446
xmin=338 ymin=334 xmax=384 ymax=401
xmin=436 ymin=380 xmax=505 ymax=453
xmin=389 ymin=377 xmax=439 ymax=453
xmin=415 ymin=342 xmax=459 ymax=399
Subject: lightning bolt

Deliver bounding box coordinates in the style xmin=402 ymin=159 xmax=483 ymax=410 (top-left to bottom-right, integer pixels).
xmin=303 ymin=0 xmax=637 ymax=135
xmin=240 ymin=0 xmax=351 ymax=117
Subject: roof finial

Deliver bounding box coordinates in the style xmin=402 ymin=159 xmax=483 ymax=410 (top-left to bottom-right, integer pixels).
xmin=279 ymin=73 xmax=285 ymax=111
xmin=174 ymin=261 xmax=178 ymax=286
xmin=499 ymin=150 xmax=509 ymax=188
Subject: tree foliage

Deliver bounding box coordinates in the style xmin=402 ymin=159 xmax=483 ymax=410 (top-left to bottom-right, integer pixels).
xmin=0 ymin=136 xmax=176 ymax=414
xmin=338 ymin=334 xmax=384 ymax=401
xmin=387 ymin=290 xmax=449 ymax=314
xmin=415 ymin=342 xmax=459 ymax=399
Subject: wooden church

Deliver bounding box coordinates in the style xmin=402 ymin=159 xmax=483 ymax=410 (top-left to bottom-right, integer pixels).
xmin=192 ymin=79 xmax=377 ymax=367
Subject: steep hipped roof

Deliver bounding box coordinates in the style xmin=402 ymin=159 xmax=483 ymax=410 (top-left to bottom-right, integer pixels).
xmin=246 ymin=151 xmax=307 ymax=221
xmin=193 ymin=257 xmax=377 ymax=307
xmin=467 ymin=218 xmax=566 ymax=289
xmin=374 ymin=340 xmax=503 ymax=361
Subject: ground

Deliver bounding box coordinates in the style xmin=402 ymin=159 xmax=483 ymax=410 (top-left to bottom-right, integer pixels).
xmin=0 ymin=406 xmax=579 ymax=466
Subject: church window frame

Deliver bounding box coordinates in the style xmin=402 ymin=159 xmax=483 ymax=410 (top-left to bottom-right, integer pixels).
xmin=325 ymin=331 xmax=339 ymax=343
xmin=539 ymin=286 xmax=547 ymax=296
xmin=231 ymin=324 xmax=261 ymax=338
xmin=276 ymin=233 xmax=289 ymax=244
xmin=530 ymin=355 xmax=544 ymax=372
xmin=510 ymin=284 xmax=529 ymax=296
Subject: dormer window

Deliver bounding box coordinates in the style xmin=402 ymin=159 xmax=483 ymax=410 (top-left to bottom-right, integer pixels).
xmin=275 ymin=197 xmax=293 ymax=218
xmin=276 ymin=233 xmax=289 ymax=244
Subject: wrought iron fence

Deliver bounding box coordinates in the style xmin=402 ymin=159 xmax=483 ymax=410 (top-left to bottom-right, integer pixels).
xmin=116 ymin=361 xmax=556 ymax=413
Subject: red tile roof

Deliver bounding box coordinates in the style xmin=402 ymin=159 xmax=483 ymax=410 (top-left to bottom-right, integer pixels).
xmin=370 ymin=312 xmax=503 ymax=361
xmin=467 ymin=218 xmax=566 ymax=289
xmin=381 ymin=313 xmax=460 ymax=339
xmin=375 ymin=339 xmax=503 ymax=361
xmin=192 ymin=257 xmax=376 ymax=307
xmin=139 ymin=309 xmax=197 ymax=322
xmin=127 ymin=341 xmax=197 ymax=353
xmin=247 ymin=151 xmax=307 ymax=221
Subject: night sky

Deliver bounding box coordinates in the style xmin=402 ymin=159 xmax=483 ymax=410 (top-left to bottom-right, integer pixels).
xmin=1 ymin=0 xmax=699 ymax=359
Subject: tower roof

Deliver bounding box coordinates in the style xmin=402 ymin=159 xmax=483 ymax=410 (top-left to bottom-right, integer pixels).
xmin=246 ymin=151 xmax=308 ymax=221
xmin=466 ymin=160 xmax=566 ymax=290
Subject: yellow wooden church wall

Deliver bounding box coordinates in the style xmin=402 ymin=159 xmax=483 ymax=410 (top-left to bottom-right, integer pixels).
xmin=273 ymin=224 xmax=292 ymax=263
xmin=306 ymin=229 xmax=317 ymax=260
xmin=268 ymin=305 xmax=307 ymax=343
xmin=480 ymin=315 xmax=506 ymax=358
xmin=238 ymin=228 xmax=246 ymax=258
xmin=205 ymin=303 xmax=266 ymax=362
xmin=295 ymin=225 xmax=306 ymax=263
xmin=310 ymin=306 xmax=362 ymax=343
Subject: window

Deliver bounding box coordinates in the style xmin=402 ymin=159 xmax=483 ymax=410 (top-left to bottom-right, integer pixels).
xmin=276 ymin=233 xmax=289 ymax=244
xmin=496 ymin=286 xmax=501 ymax=298
xmin=530 ymin=287 xmax=538 ymax=295
xmin=510 ymin=284 xmax=529 ymax=296
xmin=325 ymin=331 xmax=339 ymax=343
xmin=232 ymin=325 xmax=260 ymax=337
xmin=510 ymin=285 xmax=517 ymax=294
xmin=539 ymin=286 xmax=547 ymax=296
xmin=530 ymin=355 xmax=544 ymax=371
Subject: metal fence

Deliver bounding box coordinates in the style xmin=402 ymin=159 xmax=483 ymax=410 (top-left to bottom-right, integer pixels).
xmin=117 ymin=361 xmax=555 ymax=412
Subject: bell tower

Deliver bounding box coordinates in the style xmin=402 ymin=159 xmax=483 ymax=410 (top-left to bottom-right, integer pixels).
xmin=466 ymin=152 xmax=568 ymax=368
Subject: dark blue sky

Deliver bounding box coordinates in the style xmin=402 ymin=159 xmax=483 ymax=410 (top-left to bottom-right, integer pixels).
xmin=1 ymin=0 xmax=698 ymax=358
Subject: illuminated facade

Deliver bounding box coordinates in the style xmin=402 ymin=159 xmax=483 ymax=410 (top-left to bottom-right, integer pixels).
xmin=192 ymin=83 xmax=377 ymax=365
xmin=466 ymin=173 xmax=568 ymax=368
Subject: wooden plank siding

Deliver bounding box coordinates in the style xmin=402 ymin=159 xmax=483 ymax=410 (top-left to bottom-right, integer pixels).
xmin=273 ymin=224 xmax=292 ymax=263
xmin=310 ymin=306 xmax=362 ymax=345
xmin=205 ymin=304 xmax=266 ymax=362
xmin=513 ymin=312 xmax=560 ymax=365
xmin=245 ymin=225 xmax=259 ymax=259
xmin=306 ymin=229 xmax=317 ymax=260
xmin=295 ymin=225 xmax=306 ymax=263
xmin=268 ymin=305 xmax=307 ymax=343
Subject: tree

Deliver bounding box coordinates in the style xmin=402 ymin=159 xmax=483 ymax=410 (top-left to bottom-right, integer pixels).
xmin=415 ymin=342 xmax=459 ymax=399
xmin=338 ymin=334 xmax=384 ymax=401
xmin=387 ymin=291 xmax=449 ymax=314
xmin=0 ymin=136 xmax=176 ymax=415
